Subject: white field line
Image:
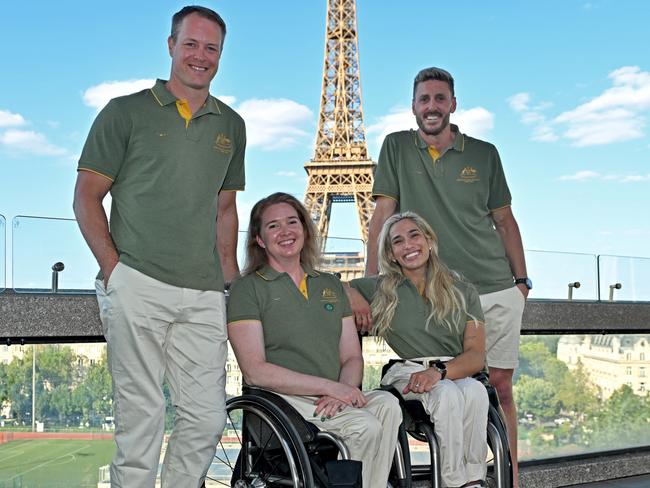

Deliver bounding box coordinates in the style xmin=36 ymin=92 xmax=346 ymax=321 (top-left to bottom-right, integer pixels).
xmin=0 ymin=443 xmax=91 ymax=481
xmin=0 ymin=448 xmax=27 ymax=464
xmin=0 ymin=440 xmax=45 ymax=464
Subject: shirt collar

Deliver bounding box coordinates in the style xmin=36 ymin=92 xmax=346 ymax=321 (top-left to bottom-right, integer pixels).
xmin=413 ymin=124 xmax=465 ymax=153
xmin=255 ymin=264 xmax=320 ymax=281
xmin=150 ymin=79 xmax=222 ymax=115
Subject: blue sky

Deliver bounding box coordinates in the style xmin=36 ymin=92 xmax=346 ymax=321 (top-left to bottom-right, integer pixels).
xmin=1 ymin=0 xmax=649 ymax=296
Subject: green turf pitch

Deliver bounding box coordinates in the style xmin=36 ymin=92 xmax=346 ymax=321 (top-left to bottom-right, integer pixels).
xmin=0 ymin=439 xmax=115 ymax=487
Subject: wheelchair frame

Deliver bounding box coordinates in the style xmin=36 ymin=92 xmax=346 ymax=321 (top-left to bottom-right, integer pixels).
xmin=208 ymin=387 xmax=352 ymax=487
xmin=382 ymin=367 xmax=513 ymax=488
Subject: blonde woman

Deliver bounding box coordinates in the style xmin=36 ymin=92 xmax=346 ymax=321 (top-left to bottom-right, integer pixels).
xmin=349 ymin=211 xmax=488 ymax=488
xmin=227 ymin=192 xmax=401 ymax=488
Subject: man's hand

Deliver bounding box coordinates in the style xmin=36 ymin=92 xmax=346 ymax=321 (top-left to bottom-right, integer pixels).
xmin=516 ymin=283 xmax=529 ymax=299
xmin=102 ymin=258 xmax=120 ymax=288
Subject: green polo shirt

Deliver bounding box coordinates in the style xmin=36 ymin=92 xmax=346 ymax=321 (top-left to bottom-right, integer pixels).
xmin=373 ymin=126 xmax=514 ymax=294
xmin=227 ymin=266 xmax=353 ymax=382
xmin=350 ymin=277 xmax=483 ymax=359
xmin=78 ymin=79 xmax=246 ymax=291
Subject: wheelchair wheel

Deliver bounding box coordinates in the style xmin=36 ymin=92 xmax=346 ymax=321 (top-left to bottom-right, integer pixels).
xmin=207 ymin=394 xmax=315 ymax=487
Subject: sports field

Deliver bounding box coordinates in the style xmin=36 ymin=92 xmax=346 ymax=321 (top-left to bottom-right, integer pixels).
xmin=0 ymin=439 xmax=115 ymax=488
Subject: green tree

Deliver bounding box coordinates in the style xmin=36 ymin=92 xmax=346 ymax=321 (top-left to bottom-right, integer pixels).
xmin=515 ymin=375 xmax=560 ymax=420
xmin=363 ymin=365 xmax=383 ymax=390
xmin=5 ymin=349 xmax=33 ymax=423
xmin=72 ymin=351 xmax=113 ymax=425
xmin=556 ymin=362 xmax=599 ymax=416
xmin=588 ymin=385 xmax=650 ymax=448
xmin=516 ymin=342 xmax=551 ymax=381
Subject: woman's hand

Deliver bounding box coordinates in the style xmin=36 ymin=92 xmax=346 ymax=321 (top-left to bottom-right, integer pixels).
xmin=324 ymin=383 xmax=367 ymax=409
xmin=402 ymin=368 xmax=442 ymax=394
xmin=313 ymin=395 xmax=348 ymax=419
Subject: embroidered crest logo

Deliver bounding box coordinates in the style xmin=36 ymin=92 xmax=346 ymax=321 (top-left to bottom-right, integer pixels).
xmin=214 ymin=133 xmax=232 ymax=154
xmin=321 ymin=288 xmax=339 ymax=303
xmin=457 ymin=166 xmax=479 ymax=183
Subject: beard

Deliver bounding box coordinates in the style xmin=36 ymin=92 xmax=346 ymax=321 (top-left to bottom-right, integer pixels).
xmin=415 ymin=111 xmax=451 ymax=136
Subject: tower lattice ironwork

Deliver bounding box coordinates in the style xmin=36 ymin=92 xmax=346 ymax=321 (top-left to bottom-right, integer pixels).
xmin=303 ymin=0 xmax=375 ymax=247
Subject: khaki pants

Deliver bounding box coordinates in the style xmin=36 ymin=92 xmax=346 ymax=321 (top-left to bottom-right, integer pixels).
xmin=382 ymin=362 xmax=488 ymax=487
xmin=280 ymin=390 xmax=401 ymax=488
xmin=96 ymin=262 xmax=228 ymax=488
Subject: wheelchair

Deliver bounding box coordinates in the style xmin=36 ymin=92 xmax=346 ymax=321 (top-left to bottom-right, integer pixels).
xmin=381 ymin=363 xmax=513 ymax=488
xmin=206 ymin=386 xmax=409 ymax=487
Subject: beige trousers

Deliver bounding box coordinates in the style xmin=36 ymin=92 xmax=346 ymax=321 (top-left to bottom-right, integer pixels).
xmin=382 ymin=361 xmax=489 ymax=487
xmin=280 ymin=390 xmax=401 ymax=488
xmin=96 ymin=262 xmax=228 ymax=488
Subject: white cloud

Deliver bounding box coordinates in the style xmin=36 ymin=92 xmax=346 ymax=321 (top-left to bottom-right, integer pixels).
xmin=531 ymin=125 xmax=559 ymax=142
xmin=235 ymin=98 xmax=313 ymax=150
xmin=508 ymin=92 xmax=530 ymax=112
xmin=0 ymin=109 xmax=26 ymax=128
xmin=366 ymin=106 xmax=415 ymax=145
xmin=558 ymin=170 xmax=601 ymax=181
xmin=276 ymin=171 xmax=298 ymax=177
xmin=0 ymin=129 xmax=68 ymax=156
xmin=366 ymin=105 xmax=494 ymax=146
xmin=218 ymin=95 xmax=236 ymax=106
xmin=82 ymin=80 xmax=310 ymax=151
xmin=558 ymin=170 xmax=650 ymax=183
xmin=510 ymin=66 xmax=650 ymax=147
xmin=453 ymin=107 xmax=494 ymax=139
xmin=83 ymin=79 xmax=155 ymax=111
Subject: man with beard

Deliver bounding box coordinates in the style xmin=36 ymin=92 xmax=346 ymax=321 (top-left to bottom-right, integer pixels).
xmin=354 ymin=67 xmax=528 ymax=487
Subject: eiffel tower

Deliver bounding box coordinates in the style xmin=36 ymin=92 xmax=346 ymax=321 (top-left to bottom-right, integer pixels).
xmin=303 ymin=0 xmax=375 ymax=264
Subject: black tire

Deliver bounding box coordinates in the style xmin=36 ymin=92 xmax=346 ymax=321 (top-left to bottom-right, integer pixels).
xmin=207 ymin=394 xmax=315 ymax=487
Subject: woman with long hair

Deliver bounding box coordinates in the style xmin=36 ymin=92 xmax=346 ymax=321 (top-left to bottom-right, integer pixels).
xmin=227 ymin=192 xmax=401 ymax=488
xmin=350 ymin=211 xmax=489 ymax=488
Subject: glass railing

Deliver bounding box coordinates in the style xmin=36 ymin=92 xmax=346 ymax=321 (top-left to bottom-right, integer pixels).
xmin=2 ymin=333 xmax=648 ymax=485
xmin=597 ymin=255 xmax=650 ymax=301
xmin=516 ymin=334 xmax=650 ymax=460
xmin=0 ymin=214 xmax=5 ymax=293
xmin=526 ymin=250 xmax=598 ymax=301
xmin=11 ymin=216 xmax=97 ymax=293
xmin=3 ymin=214 xmax=649 ymax=302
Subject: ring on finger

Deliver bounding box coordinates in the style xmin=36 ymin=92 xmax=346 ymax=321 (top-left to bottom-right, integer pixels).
xmin=415 ymin=382 xmax=420 ymax=387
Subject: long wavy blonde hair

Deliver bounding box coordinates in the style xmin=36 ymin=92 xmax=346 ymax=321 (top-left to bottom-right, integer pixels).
xmin=371 ymin=212 xmax=473 ymax=337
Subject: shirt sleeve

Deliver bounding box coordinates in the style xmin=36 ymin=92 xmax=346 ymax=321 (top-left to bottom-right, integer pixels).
xmin=221 ymin=115 xmax=246 ymax=192
xmin=349 ymin=277 xmax=379 ymax=302
xmin=78 ymin=99 xmax=131 ymax=181
xmin=487 ymin=145 xmax=512 ymax=211
xmin=464 ymin=283 xmax=485 ymax=323
xmin=372 ymin=134 xmax=400 ymax=200
xmin=333 ymin=277 xmax=353 ymax=317
xmin=226 ymin=276 xmax=261 ymax=323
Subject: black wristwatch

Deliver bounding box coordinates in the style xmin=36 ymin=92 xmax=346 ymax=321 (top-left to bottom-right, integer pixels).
xmin=514 ymin=277 xmax=533 ymax=290
xmin=431 ymin=360 xmax=447 ymax=380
